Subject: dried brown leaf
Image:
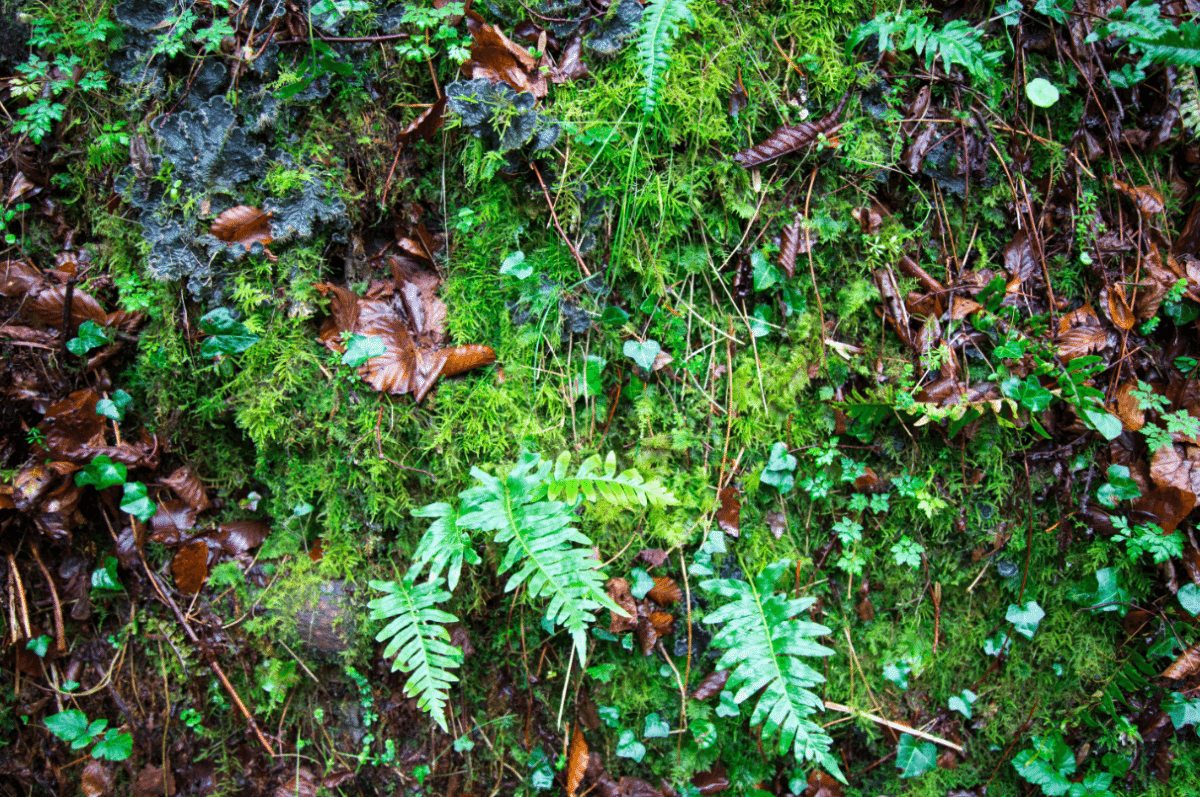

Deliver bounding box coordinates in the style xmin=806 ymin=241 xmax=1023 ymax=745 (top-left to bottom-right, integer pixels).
xmin=464 ymin=13 xmax=547 ymax=97
xmin=854 ymin=596 xmax=875 ymax=622
xmin=691 ymin=669 xmax=730 ymax=700
xmin=149 ymin=500 xmax=198 ymax=545
xmin=802 ymin=770 xmax=845 ymax=797
xmin=81 ymin=760 xmax=114 ymax=797
xmin=550 ymin=35 xmax=588 ymax=84
xmin=567 ymin=725 xmax=588 ymax=797
xmin=765 ymin=510 xmax=787 ymax=540
xmin=1114 ymin=382 xmax=1146 ymax=432
xmin=397 ymin=96 xmax=447 ymax=147
xmin=163 ymin=465 xmax=211 ymax=513
xmin=133 ymin=765 xmax=176 ymax=797
xmin=1163 ymin=641 xmax=1200 ymax=679
xmin=902 ymin=125 xmax=936 ymax=173
xmin=648 ymin=610 xmax=675 ymax=638
xmin=606 ymin=577 xmax=637 ymax=633
xmin=778 ymin=211 xmax=807 ymax=279
xmin=27 ymin=284 xmax=108 ymax=330
xmin=874 ymin=268 xmax=911 ymax=349
xmin=1113 ymin=179 xmax=1165 ymax=217
xmin=172 ymin=539 xmax=209 ymax=594
xmin=715 ymin=487 xmax=740 ymax=537
xmin=274 ymin=767 xmax=318 ymax=797
xmin=691 ymin=765 xmax=730 ymax=795
xmin=210 ymin=206 xmax=273 ymax=250
xmin=636 ymin=615 xmax=660 ymax=655
xmin=1132 ymin=485 xmax=1195 ymax=535
xmin=617 ymin=777 xmax=663 ymax=797
xmin=636 ymin=548 xmax=669 ymax=568
xmin=729 ymin=64 xmax=748 ymax=116
xmin=733 ymin=92 xmax=850 ymax=168
xmin=1104 ymin=283 xmax=1135 ymax=331
xmin=0 ymin=259 xmax=44 ymax=296
xmin=646 ymin=576 xmax=682 ymax=606
xmin=1003 ymin=231 xmax=1038 ymax=284
xmin=217 ymin=520 xmax=271 ymax=555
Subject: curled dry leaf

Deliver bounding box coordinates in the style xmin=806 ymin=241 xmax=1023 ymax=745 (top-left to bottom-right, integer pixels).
xmin=149 ymin=500 xmax=198 ymax=545
xmin=605 ymin=577 xmax=637 ymax=633
xmin=1103 ymin=283 xmax=1135 ymax=331
xmin=172 ymin=539 xmax=209 ymax=594
xmin=691 ymin=669 xmax=730 ymax=700
xmin=1114 ymin=382 xmax=1146 ymax=432
xmin=715 ymin=487 xmax=741 ymax=537
xmin=396 ymin=96 xmax=447 ymax=147
xmin=778 ymin=211 xmax=808 ymax=279
xmin=217 ymin=520 xmax=271 ymax=555
xmin=1163 ymin=640 xmax=1200 ymax=679
xmin=648 ymin=610 xmax=675 ymax=638
xmin=1113 ymin=179 xmax=1165 ymax=217
xmin=646 ymin=576 xmax=682 ymax=606
xmin=732 ymin=91 xmax=851 ymax=168
xmin=163 ymin=465 xmax=211 ymax=513
xmin=210 ymin=206 xmax=274 ymax=251
xmin=464 ymin=13 xmax=547 ymax=97
xmin=567 ymin=725 xmax=588 ymax=797
xmin=1003 ymin=231 xmax=1038 ymax=284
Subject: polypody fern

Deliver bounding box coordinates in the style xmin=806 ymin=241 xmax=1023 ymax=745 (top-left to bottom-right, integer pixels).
xmin=702 ymin=559 xmax=842 ymax=780
xmin=374 ymin=450 xmax=672 ymax=729
xmin=635 ymin=0 xmax=693 ymax=114
xmin=847 ymin=10 xmax=1001 ymax=81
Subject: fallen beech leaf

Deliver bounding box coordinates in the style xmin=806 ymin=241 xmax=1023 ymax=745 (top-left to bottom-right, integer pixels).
xmin=636 ymin=548 xmax=669 ymax=568
xmin=149 ymin=500 xmax=198 ymax=545
xmin=172 ymin=539 xmax=209 ymax=594
xmin=636 ymin=614 xmax=661 ymax=655
xmin=216 ymin=520 xmax=271 ymax=555
xmin=163 ymin=465 xmax=211 ymax=513
xmin=606 ymin=577 xmax=637 ymax=633
xmin=1114 ymin=382 xmax=1146 ymax=432
xmin=81 ymin=759 xmax=114 ymax=797
xmin=802 ymin=770 xmax=845 ymax=797
xmin=691 ymin=669 xmax=729 ymax=700
xmin=1003 ymin=231 xmax=1038 ymax=284
xmin=646 ymin=576 xmax=682 ymax=606
xmin=715 ymin=487 xmax=741 ymax=537
xmin=210 ymin=206 xmax=274 ymax=250
xmin=778 ymin=211 xmax=807 ymax=279
xmin=733 ymin=91 xmax=851 ymax=168
xmin=692 ymin=765 xmax=730 ymax=795
xmin=1104 ymin=283 xmax=1135 ymax=331
xmin=464 ymin=13 xmax=547 ymax=97
xmin=1132 ymin=484 xmax=1195 ymax=535
xmin=1113 ymin=179 xmax=1165 ymax=217
xmin=396 ymin=96 xmax=447 ymax=147
xmin=567 ymin=725 xmax=588 ymax=797
xmin=1163 ymin=640 xmax=1200 ymax=679
xmin=647 ymin=610 xmax=676 ymax=638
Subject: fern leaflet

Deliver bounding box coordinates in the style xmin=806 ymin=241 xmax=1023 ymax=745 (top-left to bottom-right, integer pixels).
xmin=702 ymin=559 xmax=842 ymax=780
xmin=1092 ymin=0 xmax=1200 ymax=68
xmin=458 ymin=453 xmax=626 ymax=660
xmin=368 ymin=578 xmax=462 ymax=732
xmin=635 ymin=0 xmax=693 ymax=114
xmin=547 ymin=451 xmax=678 ymax=507
xmin=847 ymin=10 xmax=1001 ymax=81
xmin=406 ymin=501 xmax=479 ymax=591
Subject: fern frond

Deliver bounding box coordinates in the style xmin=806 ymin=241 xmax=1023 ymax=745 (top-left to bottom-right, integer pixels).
xmin=848 ymin=11 xmax=1000 ymax=81
xmin=368 ymin=578 xmax=461 ymax=732
xmin=1094 ymin=1 xmax=1200 ymax=67
xmin=458 ymin=454 xmax=625 ymax=660
xmin=407 ymin=501 xmax=480 ymax=592
xmin=701 ymin=560 xmax=842 ymax=781
xmin=635 ymin=0 xmax=693 ymax=114
xmin=546 ymin=451 xmax=678 ymax=507
xmin=1181 ymin=68 xmax=1200 ymax=138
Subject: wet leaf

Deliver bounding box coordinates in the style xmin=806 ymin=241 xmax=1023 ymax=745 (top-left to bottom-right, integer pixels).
xmin=149 ymin=501 xmax=197 ymax=543
xmin=715 ymin=487 xmax=741 ymax=536
xmin=691 ymin=669 xmax=729 ymax=700
xmin=199 ymin=308 xmax=259 ymax=358
xmin=606 ymin=577 xmax=638 ymax=633
xmin=691 ymin=764 xmax=730 ymax=794
xmin=733 ymin=91 xmax=849 ymax=167
xmin=91 ymin=556 xmax=122 ymax=592
xmin=623 ymin=339 xmax=661 ymax=370
xmin=896 ymin=734 xmax=937 ymax=778
xmin=778 ymin=211 xmax=807 ymax=278
xmin=644 ymin=712 xmax=669 ymax=738
xmin=216 ymin=520 xmax=271 ymax=555
xmin=630 ymin=567 xmax=656 ymax=599
xmin=1105 ymin=283 xmax=1135 ymax=331
xmin=646 ymin=576 xmax=682 ymax=606
xmin=75 ymin=456 xmax=127 ymax=490
xmin=66 ymin=320 xmax=112 ymax=355
xmin=172 ymin=539 xmax=209 ymax=594
xmin=133 ymin=765 xmax=176 ymax=797
xmin=81 ymin=759 xmax=115 ymax=797
xmin=801 ymin=770 xmax=845 ymax=797
xmin=120 ymin=482 xmax=156 ymax=522
xmin=396 ymin=96 xmax=448 ymax=146
xmin=615 ymin=729 xmax=645 ymax=762
xmin=1007 ymin=600 xmax=1045 ymax=639
xmin=1113 ymin=179 xmax=1165 ymax=217
xmin=567 ymin=725 xmax=588 ymax=797
xmin=765 ymin=510 xmax=787 ymax=540
xmin=95 ymin=390 xmax=132 ymax=423
xmin=163 ymin=465 xmax=211 ymax=513
xmin=209 ymin=206 xmax=273 ymax=250
xmin=463 ymin=14 xmax=547 ymax=97
xmin=341 ymin=334 xmax=387 ymax=367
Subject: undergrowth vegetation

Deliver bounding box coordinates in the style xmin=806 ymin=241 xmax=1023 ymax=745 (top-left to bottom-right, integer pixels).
xmin=3 ymin=0 xmax=1200 ymax=795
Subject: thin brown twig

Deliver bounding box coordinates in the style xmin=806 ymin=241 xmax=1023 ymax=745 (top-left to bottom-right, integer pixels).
xmin=530 ymin=162 xmax=591 ymax=277
xmin=29 ymin=544 xmax=65 ymax=656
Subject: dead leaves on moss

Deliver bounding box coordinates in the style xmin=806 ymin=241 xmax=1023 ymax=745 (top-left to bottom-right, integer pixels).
xmin=604 ymin=574 xmax=681 ymax=655
xmin=316 ymin=245 xmax=495 ymax=402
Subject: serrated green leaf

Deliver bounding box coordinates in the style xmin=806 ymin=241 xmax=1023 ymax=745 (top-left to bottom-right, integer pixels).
xmin=91 ymin=729 xmax=133 ymax=761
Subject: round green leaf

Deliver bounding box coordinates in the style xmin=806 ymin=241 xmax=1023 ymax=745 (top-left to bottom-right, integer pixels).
xmin=1026 ymin=78 xmax=1060 ymax=108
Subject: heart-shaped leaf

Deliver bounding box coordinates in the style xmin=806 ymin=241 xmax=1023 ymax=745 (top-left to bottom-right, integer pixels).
xmin=623 ymin=339 xmax=661 ymax=371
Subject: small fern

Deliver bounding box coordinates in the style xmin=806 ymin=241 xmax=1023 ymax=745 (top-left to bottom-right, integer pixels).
xmin=458 ymin=454 xmax=625 ymax=660
xmin=702 ymin=559 xmax=842 ymax=781
xmin=406 ymin=501 xmax=479 ymax=591
xmin=1180 ymin=67 xmax=1200 ymax=138
xmin=367 ymin=578 xmax=462 ymax=732
xmin=635 ymin=0 xmax=693 ymax=114
xmin=547 ymin=451 xmax=679 ymax=507
xmin=1091 ymin=0 xmax=1200 ymax=68
xmin=847 ymin=10 xmax=1002 ymax=81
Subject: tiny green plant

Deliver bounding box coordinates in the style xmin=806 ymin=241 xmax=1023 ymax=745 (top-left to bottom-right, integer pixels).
xmin=3 ymin=202 xmax=30 ymax=246
xmin=66 ymin=321 xmax=113 ymax=356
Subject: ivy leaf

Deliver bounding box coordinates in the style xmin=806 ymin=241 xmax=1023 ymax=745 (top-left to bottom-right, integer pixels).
xmin=586 ymin=663 xmax=616 ymax=683
xmin=751 ymin=249 xmax=780 ymax=291
xmin=1179 ymin=583 xmax=1200 ymax=616
xmin=690 ymin=718 xmax=718 ymax=749
xmin=91 ymin=729 xmax=133 ymax=761
xmin=630 ymin=567 xmax=655 ymax=599
xmin=95 ymin=389 xmax=132 ymax=422
xmin=1013 ymin=734 xmax=1075 ymax=797
xmin=643 ymin=712 xmax=669 ymax=738
xmin=1097 ymin=465 xmax=1141 ymax=507
xmin=761 ymin=442 xmax=797 ymax=493
xmin=895 ymin=734 xmax=937 ymax=778
xmin=91 ymin=556 xmax=122 ymax=592
xmin=598 ymin=705 xmax=620 ymax=728
xmin=616 ymin=729 xmax=646 ymax=762
xmin=715 ymin=689 xmax=740 ymax=717
xmin=199 ymin=308 xmax=260 ymax=358
xmin=120 ymin=481 xmax=156 ymax=522
xmin=984 ymin=631 xmax=1012 ymax=656
xmin=66 ymin=320 xmax=111 ymax=356
xmin=1165 ymin=691 xmax=1200 ymax=728
xmin=623 ymin=339 xmax=661 ymax=370
xmin=341 ymin=334 xmax=387 ymax=367
xmin=1071 ymin=567 xmax=1129 ymax=615
xmin=25 ymin=635 xmax=50 ymax=657
xmin=75 ymin=456 xmax=127 ymax=490
xmin=1007 ymin=600 xmax=1045 ymax=639
xmin=948 ymin=689 xmax=977 ymax=718
xmin=500 ymin=251 xmax=532 ymax=279
xmin=883 ymin=659 xmax=912 ymax=690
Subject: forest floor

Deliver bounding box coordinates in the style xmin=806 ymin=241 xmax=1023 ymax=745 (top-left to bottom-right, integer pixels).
xmin=3 ymin=0 xmax=1200 ymax=795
